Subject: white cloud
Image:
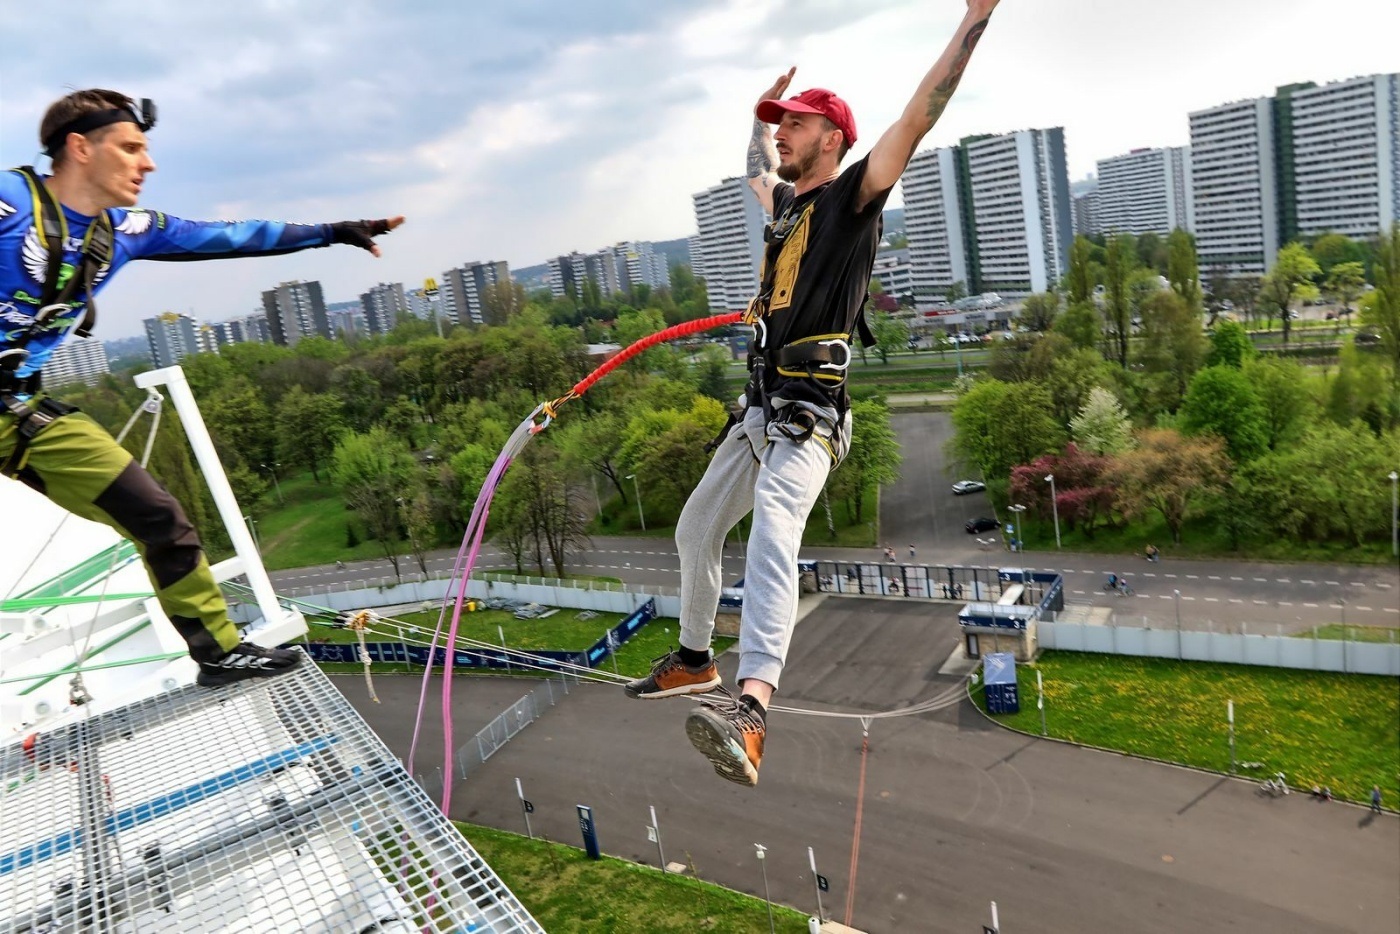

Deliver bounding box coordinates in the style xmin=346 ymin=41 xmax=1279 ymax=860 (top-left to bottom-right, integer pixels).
xmin=3 ymin=0 xmax=1395 ymax=338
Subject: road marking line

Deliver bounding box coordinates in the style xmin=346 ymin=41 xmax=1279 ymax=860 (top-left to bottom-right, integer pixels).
xmin=1208 ymin=575 xmax=1221 ymax=580
xmin=1143 ymin=573 xmax=1157 ymax=578
xmin=1081 ymin=569 xmax=1095 ymax=573
xmin=1356 ymin=606 xmax=1374 ymax=612
xmin=1253 ymin=600 xmax=1268 ymax=605
xmin=1204 ymin=597 xmax=1219 ymax=602
xmin=1158 ymin=595 xmax=1172 ymax=600
xmin=1278 ymin=601 xmax=1294 ymax=606
xmin=1350 ymin=582 xmax=1367 ymax=587
xmin=1253 ymin=577 xmax=1268 ymax=582
xmin=1386 ymin=608 xmax=1399 ymax=614
xmin=1186 ymin=575 xmax=1199 ymax=579
xmin=1303 ymin=603 xmax=1319 ymax=608
xmin=1275 ymin=579 xmax=1291 ymax=583
xmin=1230 ymin=576 xmax=1243 ymax=581
xmin=1071 ymin=590 xmax=1085 ymax=595
xmin=1300 ymin=579 xmax=1316 ymax=584
xmin=1229 ymin=599 xmax=1243 ymax=604
xmin=1182 ymin=596 xmax=1196 ymax=601
xmin=1165 ymin=574 xmax=1178 ymax=578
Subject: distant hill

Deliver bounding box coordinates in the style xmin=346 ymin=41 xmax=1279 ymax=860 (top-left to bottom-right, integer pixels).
xmin=652 ymin=237 xmax=691 ymax=270
xmin=882 ymin=207 xmax=904 ymax=235
xmin=103 ymin=334 xmax=147 ymax=363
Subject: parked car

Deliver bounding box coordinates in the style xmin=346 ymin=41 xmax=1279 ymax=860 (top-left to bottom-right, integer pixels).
xmin=964 ymin=517 xmax=1000 ymax=533
xmin=951 ymin=480 xmax=986 ymax=495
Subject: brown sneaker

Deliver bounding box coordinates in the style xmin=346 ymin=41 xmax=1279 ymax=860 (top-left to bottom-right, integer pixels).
xmin=623 ymin=650 xmax=721 ymax=699
xmin=685 ymin=698 xmax=765 ymax=787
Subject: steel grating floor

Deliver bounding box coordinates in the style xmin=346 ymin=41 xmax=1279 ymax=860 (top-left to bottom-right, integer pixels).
xmin=0 ymin=659 xmax=543 ymax=933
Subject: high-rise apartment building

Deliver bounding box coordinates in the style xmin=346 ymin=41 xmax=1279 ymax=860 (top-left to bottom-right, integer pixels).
xmin=1071 ymin=178 xmax=1100 ymax=238
xmin=1292 ymin=73 xmax=1399 ymax=239
xmin=870 ymin=248 xmax=913 ymax=303
xmin=965 ymin=128 xmax=1072 ymax=295
xmin=690 ymin=177 xmax=767 ymax=313
xmin=144 ymin=311 xmax=205 ymax=368
xmin=1096 ymin=146 xmax=1193 ymax=235
xmin=545 ymin=251 xmax=621 ymax=300
xmin=359 ymin=281 xmax=408 ymax=335
xmin=45 ymin=336 xmax=109 ymax=387
xmin=902 ymin=147 xmax=972 ymax=304
xmin=260 ymin=280 xmax=330 ymax=347
xmin=613 ymin=241 xmax=672 ymax=294
xmin=441 ymin=260 xmax=508 ymax=326
xmin=1189 ymin=97 xmax=1281 ymax=277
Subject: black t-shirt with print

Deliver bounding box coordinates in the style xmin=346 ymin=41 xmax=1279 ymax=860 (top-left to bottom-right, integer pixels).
xmin=755 ymin=155 xmax=893 ymax=411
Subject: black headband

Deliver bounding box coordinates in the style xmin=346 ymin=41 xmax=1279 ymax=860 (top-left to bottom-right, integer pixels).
xmin=42 ymin=99 xmax=157 ymax=158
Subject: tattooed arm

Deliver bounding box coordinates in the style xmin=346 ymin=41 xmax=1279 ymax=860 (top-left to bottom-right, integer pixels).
xmin=747 ymin=66 xmax=795 ymax=214
xmin=859 ymin=0 xmax=999 ymax=210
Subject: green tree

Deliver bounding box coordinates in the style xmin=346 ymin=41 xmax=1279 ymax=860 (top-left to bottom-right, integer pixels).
xmin=1134 ymin=290 xmax=1207 ymax=414
xmin=1136 ymin=231 xmax=1168 ymax=273
xmin=945 ymin=280 xmax=968 ymax=303
xmin=1111 ymin=429 xmax=1231 ymax=544
xmin=827 ymin=397 xmax=901 ymax=525
xmin=1325 ymin=261 xmax=1366 ymax=325
xmin=481 ymin=279 xmax=529 ymax=326
xmin=952 ymin=379 xmax=1066 ymax=482
xmin=692 ymin=345 xmax=732 ymax=402
xmin=1066 ymin=236 xmax=1096 ymax=306
xmin=1205 ymin=319 xmax=1256 ymax=369
xmin=204 ymin=378 xmax=274 ymax=470
xmin=1179 ymin=366 xmax=1270 ymax=462
xmin=1053 ymin=300 xmax=1100 ymax=349
xmin=1103 ymin=234 xmax=1137 ymax=367
xmin=274 ymin=388 xmax=344 ymax=483
xmin=868 ymin=309 xmax=908 ymax=364
xmin=1166 ymin=229 xmax=1201 ymax=310
xmin=1309 ymin=232 xmax=1364 ymax=276
xmin=1069 ymin=386 xmax=1133 ymax=455
xmin=1261 ymin=242 xmax=1322 ymax=344
xmin=1328 ymin=340 xmax=1395 ymax=433
xmin=1020 ymin=291 xmax=1060 ymax=332
xmin=1360 ymin=222 xmax=1400 ymax=383
xmin=331 ymin=427 xmax=416 ymax=581
xmin=398 ymin=480 xmax=436 ymax=575
xmin=1241 ymin=357 xmax=1315 ymax=451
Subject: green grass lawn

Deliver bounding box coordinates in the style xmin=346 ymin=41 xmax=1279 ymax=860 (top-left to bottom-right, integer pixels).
xmin=307 ymin=611 xmax=735 ymax=681
xmin=972 ymin=651 xmax=1399 ymax=804
xmin=246 ymin=470 xmax=400 ymax=570
xmin=1011 ymin=510 xmax=1395 ymax=565
xmin=1288 ymin=624 xmax=1400 ymax=643
xmin=456 ymin=823 xmax=813 ymax=932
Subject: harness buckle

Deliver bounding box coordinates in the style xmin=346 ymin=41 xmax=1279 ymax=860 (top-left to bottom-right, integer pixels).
xmin=815 ymin=338 xmax=851 ymax=373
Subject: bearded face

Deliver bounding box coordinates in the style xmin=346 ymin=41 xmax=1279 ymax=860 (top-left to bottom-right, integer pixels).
xmin=776 ymin=134 xmax=822 ymax=182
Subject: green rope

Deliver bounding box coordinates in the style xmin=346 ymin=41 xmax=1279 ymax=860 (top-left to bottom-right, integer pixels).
xmin=1 ymin=649 xmax=186 ymax=686
xmin=2 ymin=593 xmax=154 ymax=612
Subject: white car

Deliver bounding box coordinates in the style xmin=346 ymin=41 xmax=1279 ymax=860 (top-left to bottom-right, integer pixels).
xmin=951 ymin=480 xmax=986 ymax=495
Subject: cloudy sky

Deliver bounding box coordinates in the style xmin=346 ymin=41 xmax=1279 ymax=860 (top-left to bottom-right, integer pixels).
xmin=4 ymin=0 xmax=1395 ymax=338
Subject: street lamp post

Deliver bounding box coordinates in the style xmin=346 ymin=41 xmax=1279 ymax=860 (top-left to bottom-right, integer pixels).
xmin=755 ymin=844 xmax=775 ymax=934
xmin=1389 ymin=471 xmax=1398 ymax=558
xmin=626 ymin=473 xmax=646 ymax=531
xmin=1045 ymin=474 xmax=1061 ymax=550
xmin=260 ymin=462 xmax=284 ymax=506
xmin=1174 ymin=588 xmax=1182 ymax=659
xmin=243 ymin=514 xmax=260 ymax=555
xmin=1007 ymin=503 xmax=1026 ymax=552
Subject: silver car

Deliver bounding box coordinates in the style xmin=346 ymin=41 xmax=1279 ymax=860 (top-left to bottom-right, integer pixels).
xmin=951 ymin=480 xmax=986 ymax=495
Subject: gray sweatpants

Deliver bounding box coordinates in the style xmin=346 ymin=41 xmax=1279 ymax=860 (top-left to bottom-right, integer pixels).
xmin=675 ymin=404 xmax=849 ymax=690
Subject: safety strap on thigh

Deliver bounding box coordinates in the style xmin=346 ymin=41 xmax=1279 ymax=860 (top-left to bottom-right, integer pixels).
xmin=0 ymin=395 xmax=78 ymax=478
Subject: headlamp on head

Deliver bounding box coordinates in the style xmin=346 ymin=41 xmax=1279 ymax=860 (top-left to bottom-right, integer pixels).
xmin=43 ymin=98 xmax=157 ymax=159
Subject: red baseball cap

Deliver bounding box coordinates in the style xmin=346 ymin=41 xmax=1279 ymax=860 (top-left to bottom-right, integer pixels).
xmin=756 ymin=88 xmax=857 ymax=146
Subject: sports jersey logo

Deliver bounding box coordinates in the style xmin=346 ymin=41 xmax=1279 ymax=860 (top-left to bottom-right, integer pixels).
xmin=0 ymin=301 xmax=34 ymax=327
xmin=116 ymin=210 xmax=153 ymax=235
xmin=20 ymin=225 xmax=112 ymax=292
xmin=0 ymin=198 xmax=14 ymax=220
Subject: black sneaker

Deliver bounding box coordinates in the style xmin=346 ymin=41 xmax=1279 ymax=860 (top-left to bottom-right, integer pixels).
xmin=684 ymin=697 xmax=765 ymax=787
xmin=623 ymin=650 xmax=721 ymax=699
xmin=196 ymin=643 xmax=303 ymax=688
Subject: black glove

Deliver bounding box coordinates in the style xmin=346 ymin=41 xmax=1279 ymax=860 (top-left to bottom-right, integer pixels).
xmin=329 ymin=218 xmax=395 ymax=253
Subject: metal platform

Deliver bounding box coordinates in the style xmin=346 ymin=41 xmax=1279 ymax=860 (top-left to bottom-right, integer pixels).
xmin=0 ymin=660 xmax=543 ymax=933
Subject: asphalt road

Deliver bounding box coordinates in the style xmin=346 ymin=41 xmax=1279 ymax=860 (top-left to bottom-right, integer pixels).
xmin=334 ymin=597 xmax=1399 ymax=934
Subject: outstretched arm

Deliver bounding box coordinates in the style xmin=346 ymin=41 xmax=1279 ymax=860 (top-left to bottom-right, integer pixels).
xmin=859 ymin=0 xmax=999 ymax=210
xmin=125 ymin=213 xmax=404 ymax=261
xmin=747 ymin=66 xmax=795 ymax=215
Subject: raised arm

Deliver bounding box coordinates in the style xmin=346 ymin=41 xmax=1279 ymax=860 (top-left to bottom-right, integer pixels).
xmin=747 ymin=67 xmax=796 ymax=215
xmin=859 ymin=0 xmax=999 ymax=209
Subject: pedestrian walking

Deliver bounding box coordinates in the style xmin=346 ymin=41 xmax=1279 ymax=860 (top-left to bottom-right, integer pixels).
xmin=908 ymin=543 xmax=916 ymax=559
xmin=1372 ymin=785 xmax=1383 ymax=813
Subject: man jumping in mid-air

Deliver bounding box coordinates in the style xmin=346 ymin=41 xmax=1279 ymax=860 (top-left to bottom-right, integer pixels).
xmin=625 ymin=1 xmax=1002 ymax=785
xmin=1 ymin=89 xmax=401 ymax=687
